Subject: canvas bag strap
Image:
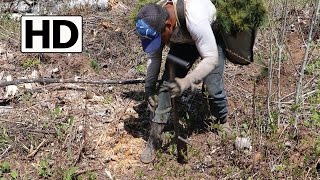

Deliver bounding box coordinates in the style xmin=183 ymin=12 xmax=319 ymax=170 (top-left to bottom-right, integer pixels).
xmin=175 ymin=0 xmax=187 ymax=30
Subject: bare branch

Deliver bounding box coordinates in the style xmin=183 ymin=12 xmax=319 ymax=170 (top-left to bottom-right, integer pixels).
xmin=0 ymin=145 xmax=12 ymax=159
xmin=27 ymin=139 xmax=47 ymax=158
xmin=276 ymin=0 xmax=289 ymax=128
xmin=0 ymin=78 xmax=147 ymax=87
xmin=267 ymin=0 xmax=277 ymax=124
xmin=294 ymin=0 xmax=320 ymax=127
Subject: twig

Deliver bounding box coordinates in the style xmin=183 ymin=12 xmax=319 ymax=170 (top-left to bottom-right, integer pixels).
xmin=21 ymin=142 xmax=30 ymax=152
xmin=98 ymin=31 xmax=107 ymax=56
xmin=267 ymin=29 xmax=275 ymax=125
xmin=294 ymin=0 xmax=320 ymax=127
xmin=279 ymin=82 xmax=319 ymax=102
xmin=222 ymin=171 xmax=241 ymax=180
xmin=224 ymin=76 xmax=251 ymax=94
xmin=302 ymin=90 xmax=319 ymax=98
xmin=304 ymin=75 xmax=319 ymax=89
xmin=178 ymin=136 xmax=191 ymax=145
xmin=252 ymin=78 xmax=257 ymax=125
xmin=210 ymin=147 xmax=221 ymax=155
xmin=13 ymin=84 xmax=86 ymax=101
xmin=304 ymin=167 xmax=312 ymax=180
xmin=25 ymin=129 xmax=56 ymax=135
xmin=272 ymin=89 xmax=318 ymax=104
xmin=0 ymin=78 xmax=147 ymax=87
xmin=304 ymin=158 xmax=320 ymax=180
xmin=276 ymin=0 xmax=289 ymax=128
xmin=278 ymin=123 xmax=289 ymax=139
xmin=27 ymin=139 xmax=47 ymax=158
xmin=75 ymin=167 xmax=102 ymax=177
xmin=0 ymin=145 xmax=12 ymax=159
xmin=0 ymin=118 xmax=29 ymax=125
xmin=94 ymin=133 xmax=105 ymax=150
xmin=73 ymin=116 xmax=86 ymax=166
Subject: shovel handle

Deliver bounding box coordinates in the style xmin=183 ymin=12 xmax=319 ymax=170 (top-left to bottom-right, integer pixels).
xmin=167 ymin=54 xmax=190 ymax=70
xmin=168 ymin=60 xmax=188 ymax=164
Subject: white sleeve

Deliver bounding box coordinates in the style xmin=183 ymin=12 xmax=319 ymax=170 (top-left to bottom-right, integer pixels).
xmin=185 ymin=19 xmax=219 ymax=84
xmin=145 ymin=46 xmax=163 ymax=90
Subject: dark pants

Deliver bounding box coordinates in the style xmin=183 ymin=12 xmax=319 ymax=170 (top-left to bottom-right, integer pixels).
xmin=152 ymin=43 xmax=228 ymax=124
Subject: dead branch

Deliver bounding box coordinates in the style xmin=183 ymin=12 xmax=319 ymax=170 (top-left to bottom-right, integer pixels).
xmin=73 ymin=115 xmax=86 ymax=166
xmin=27 ymin=139 xmax=47 ymax=158
xmin=0 ymin=145 xmax=12 ymax=159
xmin=25 ymin=129 xmax=56 ymax=135
xmin=0 ymin=78 xmax=147 ymax=87
xmin=0 ymin=118 xmax=29 ymax=125
xmin=75 ymin=167 xmax=102 ymax=177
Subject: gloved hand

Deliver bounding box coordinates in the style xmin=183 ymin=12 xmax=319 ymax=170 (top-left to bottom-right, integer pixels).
xmin=145 ymin=88 xmax=159 ymax=112
xmin=165 ymin=55 xmax=219 ymax=97
xmin=165 ymin=77 xmax=197 ymax=98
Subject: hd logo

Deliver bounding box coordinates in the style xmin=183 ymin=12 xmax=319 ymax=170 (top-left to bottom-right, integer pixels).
xmin=21 ymin=16 xmax=82 ymax=53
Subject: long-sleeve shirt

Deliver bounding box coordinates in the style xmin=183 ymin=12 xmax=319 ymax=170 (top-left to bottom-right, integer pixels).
xmin=145 ymin=0 xmax=219 ymax=91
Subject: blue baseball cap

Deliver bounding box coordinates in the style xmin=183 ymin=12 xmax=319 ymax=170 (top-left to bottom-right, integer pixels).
xmin=136 ymin=19 xmax=161 ymax=53
xmin=135 ymin=4 xmax=168 ymax=53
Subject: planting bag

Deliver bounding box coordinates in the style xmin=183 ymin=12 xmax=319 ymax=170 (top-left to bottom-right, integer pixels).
xmin=175 ymin=0 xmax=257 ymax=65
xmin=220 ymin=29 xmax=257 ymax=65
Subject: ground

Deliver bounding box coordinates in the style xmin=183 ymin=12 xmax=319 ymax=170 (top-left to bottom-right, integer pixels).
xmin=0 ymin=0 xmax=320 ymax=179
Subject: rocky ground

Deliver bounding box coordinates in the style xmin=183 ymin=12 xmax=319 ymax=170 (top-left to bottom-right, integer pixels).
xmin=0 ymin=0 xmax=319 ymax=179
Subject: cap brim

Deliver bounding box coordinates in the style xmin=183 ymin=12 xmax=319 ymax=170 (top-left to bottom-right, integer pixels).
xmin=141 ymin=35 xmax=161 ymax=53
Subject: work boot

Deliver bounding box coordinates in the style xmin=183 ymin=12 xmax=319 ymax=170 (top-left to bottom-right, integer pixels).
xmin=140 ymin=122 xmax=165 ymax=164
xmin=207 ymin=116 xmax=233 ymax=138
xmin=217 ymin=121 xmax=233 ymax=138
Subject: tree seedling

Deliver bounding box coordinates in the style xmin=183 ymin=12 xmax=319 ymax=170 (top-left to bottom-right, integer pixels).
xmin=0 ymin=162 xmax=11 ymax=173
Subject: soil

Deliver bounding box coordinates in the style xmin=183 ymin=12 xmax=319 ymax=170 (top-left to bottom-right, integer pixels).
xmin=0 ymin=1 xmax=319 ymax=179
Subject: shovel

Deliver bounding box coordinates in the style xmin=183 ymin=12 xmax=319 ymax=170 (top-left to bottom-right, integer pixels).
xmin=167 ymin=54 xmax=190 ymax=164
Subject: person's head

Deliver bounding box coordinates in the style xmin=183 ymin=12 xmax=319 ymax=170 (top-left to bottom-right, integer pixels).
xmin=135 ymin=3 xmax=175 ymax=53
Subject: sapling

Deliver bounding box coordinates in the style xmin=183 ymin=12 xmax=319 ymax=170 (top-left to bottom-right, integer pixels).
xmin=214 ymin=0 xmax=267 ymax=33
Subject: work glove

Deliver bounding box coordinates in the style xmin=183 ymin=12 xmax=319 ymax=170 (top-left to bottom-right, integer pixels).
xmin=165 ymin=55 xmax=219 ymax=97
xmin=145 ymin=88 xmax=159 ymax=112
xmin=165 ymin=77 xmax=197 ymax=98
